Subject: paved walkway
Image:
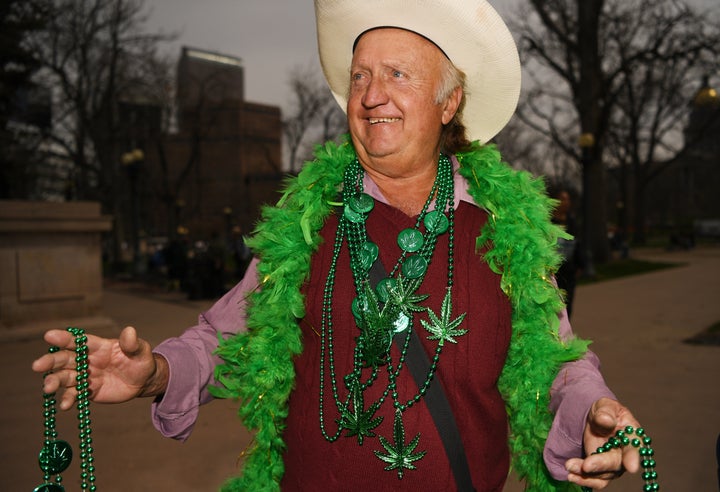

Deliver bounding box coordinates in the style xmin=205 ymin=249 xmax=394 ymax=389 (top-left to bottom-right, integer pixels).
xmin=2 ymin=246 xmax=719 ymax=491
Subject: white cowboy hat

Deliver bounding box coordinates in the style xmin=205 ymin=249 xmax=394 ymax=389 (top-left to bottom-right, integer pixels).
xmin=314 ymin=0 xmax=521 ymax=144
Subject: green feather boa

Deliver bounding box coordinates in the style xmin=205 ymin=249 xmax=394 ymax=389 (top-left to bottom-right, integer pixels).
xmin=211 ymin=139 xmax=589 ymax=491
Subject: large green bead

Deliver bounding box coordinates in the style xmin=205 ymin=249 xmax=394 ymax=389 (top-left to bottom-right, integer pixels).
xmin=39 ymin=440 xmax=72 ymax=474
xmin=348 ymin=193 xmax=374 ymax=214
xmin=33 ymin=484 xmax=65 ymax=492
xmin=351 ymin=296 xmax=369 ymax=321
xmin=375 ymin=278 xmax=397 ymax=303
xmin=397 ymin=228 xmax=424 ymax=253
xmin=343 ymin=204 xmax=366 ymax=223
xmin=359 ymin=241 xmax=379 ymax=271
xmin=402 ymin=255 xmax=428 ymax=279
xmin=392 ymin=312 xmax=410 ymax=333
xmin=424 ymin=210 xmax=449 ymax=234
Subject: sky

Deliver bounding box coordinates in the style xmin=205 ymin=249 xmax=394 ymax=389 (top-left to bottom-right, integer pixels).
xmin=142 ymin=0 xmax=716 ymax=113
xmin=142 ymin=0 xmax=321 ymax=111
xmin=141 ymin=0 xmax=526 ymax=111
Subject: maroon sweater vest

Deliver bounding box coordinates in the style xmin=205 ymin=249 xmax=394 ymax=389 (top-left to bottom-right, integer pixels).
xmin=281 ymin=200 xmax=512 ymax=491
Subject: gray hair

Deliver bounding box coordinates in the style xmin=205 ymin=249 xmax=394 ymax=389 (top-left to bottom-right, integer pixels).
xmin=435 ymin=56 xmax=466 ymax=106
xmin=436 ymin=57 xmax=471 ymax=153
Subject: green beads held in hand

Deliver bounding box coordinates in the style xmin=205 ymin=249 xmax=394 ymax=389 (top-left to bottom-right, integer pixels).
xmin=581 ymin=426 xmax=658 ymax=492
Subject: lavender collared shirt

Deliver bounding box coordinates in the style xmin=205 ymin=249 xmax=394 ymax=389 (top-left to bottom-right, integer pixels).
xmin=151 ymin=157 xmax=615 ymax=481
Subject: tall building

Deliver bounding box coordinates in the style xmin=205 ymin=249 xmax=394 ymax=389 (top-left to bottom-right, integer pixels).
xmin=651 ymin=75 xmax=720 ymax=231
xmin=142 ymin=46 xmax=284 ymax=242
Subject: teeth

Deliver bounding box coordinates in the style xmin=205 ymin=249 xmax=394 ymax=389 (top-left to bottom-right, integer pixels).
xmin=369 ymin=117 xmax=399 ymax=124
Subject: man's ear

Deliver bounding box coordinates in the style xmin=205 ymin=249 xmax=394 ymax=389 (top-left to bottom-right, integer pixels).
xmin=441 ymin=86 xmax=463 ymax=125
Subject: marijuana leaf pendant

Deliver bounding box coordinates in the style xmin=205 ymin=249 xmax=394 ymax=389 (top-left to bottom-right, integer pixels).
xmin=421 ymin=288 xmax=467 ymax=346
xmin=354 ymin=284 xmax=394 ymax=368
xmin=374 ymin=410 xmax=426 ymax=479
xmin=385 ymin=275 xmax=429 ymax=317
xmin=336 ymin=383 xmax=383 ymax=445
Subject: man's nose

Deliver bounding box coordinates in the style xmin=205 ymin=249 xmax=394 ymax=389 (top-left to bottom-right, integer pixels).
xmin=362 ymin=76 xmax=389 ymax=108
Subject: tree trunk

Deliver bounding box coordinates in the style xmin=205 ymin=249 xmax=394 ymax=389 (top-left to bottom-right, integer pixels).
xmin=577 ymin=0 xmax=610 ymax=267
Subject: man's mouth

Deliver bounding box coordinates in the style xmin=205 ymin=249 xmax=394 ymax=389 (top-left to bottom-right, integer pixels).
xmin=368 ymin=117 xmax=400 ymax=125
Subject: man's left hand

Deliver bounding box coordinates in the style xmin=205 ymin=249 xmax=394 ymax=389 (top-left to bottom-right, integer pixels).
xmin=565 ymin=397 xmax=642 ymax=490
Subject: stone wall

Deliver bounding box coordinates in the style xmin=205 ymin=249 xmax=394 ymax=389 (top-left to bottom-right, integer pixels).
xmin=0 ymin=201 xmax=113 ymax=340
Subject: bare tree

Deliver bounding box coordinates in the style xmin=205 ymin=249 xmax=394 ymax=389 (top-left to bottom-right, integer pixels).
xmin=0 ymin=0 xmax=49 ymax=199
xmin=24 ymin=0 xmax=173 ymax=263
xmin=604 ymin=3 xmax=720 ymax=243
xmin=495 ymin=115 xmax=582 ymax=190
xmin=511 ymin=0 xmax=720 ymax=262
xmin=283 ymin=63 xmax=346 ymax=172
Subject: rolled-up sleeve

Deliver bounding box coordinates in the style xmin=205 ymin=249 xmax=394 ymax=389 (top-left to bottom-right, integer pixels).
xmin=543 ymin=309 xmax=616 ymax=480
xmin=150 ymin=258 xmax=259 ymax=441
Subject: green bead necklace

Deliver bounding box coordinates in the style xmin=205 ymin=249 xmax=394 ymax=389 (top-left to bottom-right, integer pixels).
xmin=580 ymin=426 xmax=659 ymax=492
xmin=36 ymin=327 xmax=96 ymax=492
xmin=319 ymin=154 xmax=467 ymax=478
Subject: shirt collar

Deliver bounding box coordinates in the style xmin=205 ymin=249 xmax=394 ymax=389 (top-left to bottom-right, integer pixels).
xmin=361 ymin=154 xmax=475 ymax=212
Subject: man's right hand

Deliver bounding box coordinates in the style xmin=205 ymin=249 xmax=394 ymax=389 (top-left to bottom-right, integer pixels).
xmin=32 ymin=326 xmax=169 ymax=410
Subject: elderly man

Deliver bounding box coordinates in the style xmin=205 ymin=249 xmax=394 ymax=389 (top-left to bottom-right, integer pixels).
xmin=33 ymin=1 xmax=645 ymax=491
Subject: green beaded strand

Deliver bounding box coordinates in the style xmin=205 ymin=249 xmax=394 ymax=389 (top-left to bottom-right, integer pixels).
xmin=581 ymin=426 xmax=658 ymax=492
xmin=318 ymin=153 xmax=462 ymax=477
xmin=35 ymin=327 xmax=96 ymax=492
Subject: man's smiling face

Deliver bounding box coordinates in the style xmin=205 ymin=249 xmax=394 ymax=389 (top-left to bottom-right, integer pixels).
xmin=347 ymin=28 xmax=457 ymax=174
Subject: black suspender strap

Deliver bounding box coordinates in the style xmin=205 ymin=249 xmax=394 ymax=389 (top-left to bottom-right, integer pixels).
xmin=367 ymin=259 xmax=476 ymax=491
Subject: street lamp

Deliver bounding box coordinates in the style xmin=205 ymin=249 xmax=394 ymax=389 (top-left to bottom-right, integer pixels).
xmin=223 ymin=206 xmax=234 ymax=248
xmin=174 ymin=199 xmax=185 ymax=239
xmin=121 ymin=149 xmax=144 ymax=275
xmin=578 ymin=133 xmax=596 ymax=278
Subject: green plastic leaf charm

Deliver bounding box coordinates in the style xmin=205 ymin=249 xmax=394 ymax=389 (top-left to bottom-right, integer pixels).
xmin=348 ymin=193 xmax=375 ymax=214
xmin=374 ymin=410 xmax=426 ymax=479
xmin=336 ymin=384 xmax=383 ymax=445
xmin=355 ymin=285 xmax=394 ymax=368
xmin=385 ymin=275 xmax=428 ymax=317
xmin=33 ymin=484 xmax=65 ymax=492
xmin=375 ymin=277 xmax=397 ymax=303
xmin=359 ymin=241 xmax=379 ymax=271
xmin=424 ymin=210 xmax=449 ymax=234
xmin=343 ymin=204 xmax=366 ymax=223
xmin=421 ymin=289 xmax=467 ymax=346
xmin=397 ymin=228 xmax=424 ymax=253
xmin=38 ymin=440 xmax=72 ymax=475
xmin=401 ymin=255 xmax=428 ymax=279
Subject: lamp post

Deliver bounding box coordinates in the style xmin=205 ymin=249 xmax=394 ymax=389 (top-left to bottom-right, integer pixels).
xmin=578 ymin=133 xmax=596 ymax=278
xmin=174 ymin=199 xmax=185 ymax=239
xmin=223 ymin=206 xmax=234 ymax=252
xmin=121 ymin=149 xmax=144 ymax=275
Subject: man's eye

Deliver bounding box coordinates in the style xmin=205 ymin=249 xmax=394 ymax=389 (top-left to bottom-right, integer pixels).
xmin=392 ymin=70 xmax=404 ymax=78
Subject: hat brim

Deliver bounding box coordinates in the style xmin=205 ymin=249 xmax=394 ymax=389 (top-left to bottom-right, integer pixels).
xmin=315 ymin=0 xmax=521 ymax=144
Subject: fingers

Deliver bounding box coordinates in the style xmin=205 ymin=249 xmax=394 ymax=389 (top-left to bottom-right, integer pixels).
xmin=620 ymin=440 xmax=641 ymax=474
xmin=32 ymin=349 xmax=74 ymax=374
xmin=43 ymin=328 xmax=76 ymax=348
xmin=33 ymin=329 xmax=90 ymax=408
xmin=58 ymin=386 xmax=78 ymax=411
xmin=40 ymin=368 xmax=79 ymax=393
xmin=570 ymin=398 xmax=645 ymax=489
xmin=33 ymin=328 xmax=104 ymax=374
xmin=567 ymin=452 xmax=621 ymax=476
xmin=566 ymin=453 xmax=623 ymax=489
